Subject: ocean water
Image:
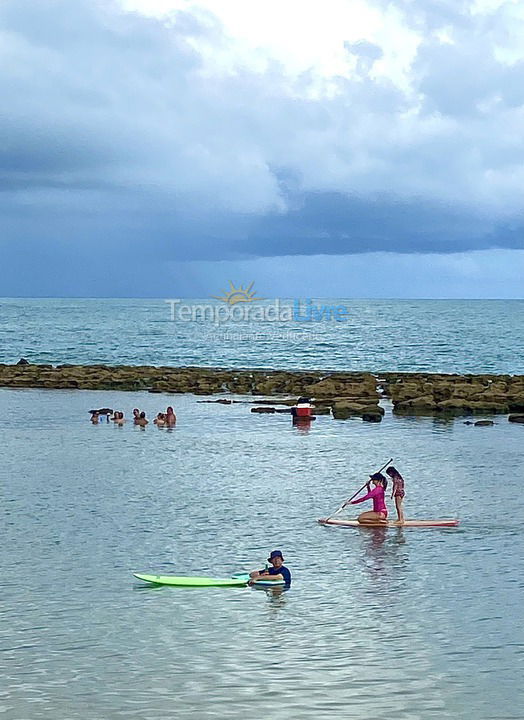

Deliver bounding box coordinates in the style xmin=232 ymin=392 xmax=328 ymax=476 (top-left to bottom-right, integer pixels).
xmin=1 ymin=388 xmax=523 ymax=720
xmin=2 ymin=299 xmax=523 ymax=718
xmin=0 ymin=297 xmax=523 ymax=373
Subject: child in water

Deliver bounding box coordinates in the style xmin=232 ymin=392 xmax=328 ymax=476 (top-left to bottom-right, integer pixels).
xmin=249 ymin=550 xmax=291 ymax=585
xmin=350 ymin=472 xmax=388 ymax=524
xmin=386 ymin=466 xmax=405 ymax=524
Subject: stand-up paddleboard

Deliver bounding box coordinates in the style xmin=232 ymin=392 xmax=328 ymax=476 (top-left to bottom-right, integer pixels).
xmin=318 ymin=517 xmax=459 ymax=528
xmin=133 ymin=573 xmax=286 ymax=587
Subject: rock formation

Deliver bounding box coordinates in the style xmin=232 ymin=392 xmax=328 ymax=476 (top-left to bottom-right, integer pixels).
xmin=3 ymin=362 xmax=524 ymax=422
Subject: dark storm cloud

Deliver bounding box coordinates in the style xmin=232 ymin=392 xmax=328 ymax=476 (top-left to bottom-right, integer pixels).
xmin=1 ymin=0 xmax=524 ymax=295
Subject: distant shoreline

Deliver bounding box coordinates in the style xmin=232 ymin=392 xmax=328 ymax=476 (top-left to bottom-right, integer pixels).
xmin=2 ymin=361 xmax=524 ymax=422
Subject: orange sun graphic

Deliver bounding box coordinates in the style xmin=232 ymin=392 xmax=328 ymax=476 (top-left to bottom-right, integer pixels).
xmin=212 ymin=281 xmax=264 ymax=305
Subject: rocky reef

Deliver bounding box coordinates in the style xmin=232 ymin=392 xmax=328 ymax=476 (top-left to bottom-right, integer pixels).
xmin=0 ymin=362 xmax=383 ymax=422
xmin=2 ymin=362 xmax=524 ymax=424
xmin=381 ymin=373 xmax=524 ymax=416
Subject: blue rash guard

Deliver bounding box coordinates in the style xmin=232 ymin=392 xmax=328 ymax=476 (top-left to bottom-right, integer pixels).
xmin=261 ymin=565 xmax=291 ymax=585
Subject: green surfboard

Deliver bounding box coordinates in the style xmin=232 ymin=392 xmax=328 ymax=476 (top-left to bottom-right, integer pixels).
xmin=133 ymin=573 xmax=249 ymax=587
xmin=133 ymin=572 xmax=286 ymax=587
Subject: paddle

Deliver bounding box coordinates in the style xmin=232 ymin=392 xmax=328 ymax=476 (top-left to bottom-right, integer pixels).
xmin=325 ymin=458 xmax=393 ymax=521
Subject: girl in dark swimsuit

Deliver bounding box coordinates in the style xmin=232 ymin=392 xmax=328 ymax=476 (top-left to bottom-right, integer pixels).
xmin=386 ymin=466 xmax=405 ymax=524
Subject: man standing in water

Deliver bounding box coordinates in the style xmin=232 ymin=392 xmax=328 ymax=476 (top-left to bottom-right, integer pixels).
xmin=249 ymin=550 xmax=291 ymax=585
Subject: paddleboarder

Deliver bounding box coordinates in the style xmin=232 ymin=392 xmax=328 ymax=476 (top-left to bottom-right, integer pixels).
xmin=350 ymin=472 xmax=388 ymax=524
xmin=249 ymin=550 xmax=291 ymax=585
xmin=386 ymin=466 xmax=405 ymax=524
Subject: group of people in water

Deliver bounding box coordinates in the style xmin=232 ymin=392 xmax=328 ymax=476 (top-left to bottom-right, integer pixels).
xmin=351 ymin=466 xmax=406 ymax=524
xmin=90 ymin=406 xmax=177 ymax=427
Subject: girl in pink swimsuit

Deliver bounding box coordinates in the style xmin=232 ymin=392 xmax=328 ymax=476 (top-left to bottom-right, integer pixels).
xmin=386 ymin=466 xmax=405 ymax=524
xmin=350 ymin=473 xmax=388 ymax=524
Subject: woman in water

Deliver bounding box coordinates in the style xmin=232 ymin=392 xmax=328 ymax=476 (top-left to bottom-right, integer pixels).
xmin=154 ymin=412 xmax=166 ymax=426
xmin=114 ymin=411 xmax=126 ymax=426
xmin=134 ymin=411 xmax=148 ymax=427
xmin=165 ymin=406 xmax=176 ymax=426
xmin=350 ymin=472 xmax=388 ymax=524
xmin=386 ymin=466 xmax=405 ymax=524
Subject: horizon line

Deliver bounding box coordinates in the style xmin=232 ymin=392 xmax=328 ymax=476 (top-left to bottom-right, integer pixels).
xmin=0 ymin=296 xmax=523 ymax=301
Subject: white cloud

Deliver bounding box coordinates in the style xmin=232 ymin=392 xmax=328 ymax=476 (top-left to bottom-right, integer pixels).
xmin=109 ymin=0 xmax=524 ymax=216
xmin=120 ymin=0 xmax=420 ymax=90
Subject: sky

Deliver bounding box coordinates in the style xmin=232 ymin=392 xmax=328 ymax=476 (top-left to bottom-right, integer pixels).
xmin=1 ymin=0 xmax=523 ymax=297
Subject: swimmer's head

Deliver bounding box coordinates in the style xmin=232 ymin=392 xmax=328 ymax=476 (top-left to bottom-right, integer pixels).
xmin=268 ymin=550 xmax=284 ymax=567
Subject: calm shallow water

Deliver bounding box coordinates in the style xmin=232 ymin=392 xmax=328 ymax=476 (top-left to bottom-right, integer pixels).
xmin=1 ymin=388 xmax=523 ymax=719
xmin=0 ymin=298 xmax=523 ymax=373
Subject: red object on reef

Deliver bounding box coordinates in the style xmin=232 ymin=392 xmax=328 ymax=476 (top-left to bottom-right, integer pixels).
xmin=294 ymin=405 xmax=312 ymax=417
xmin=291 ymin=396 xmax=313 ymax=418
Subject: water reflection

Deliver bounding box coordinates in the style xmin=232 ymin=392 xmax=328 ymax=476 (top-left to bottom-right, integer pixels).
xmin=359 ymin=526 xmax=408 ymax=581
xmin=394 ymin=527 xmax=406 ymax=544
xmin=431 ymin=415 xmax=457 ymax=431
xmin=292 ymin=417 xmax=314 ymax=433
xmin=367 ymin=525 xmax=388 ymax=550
xmin=255 ymin=585 xmax=289 ymax=613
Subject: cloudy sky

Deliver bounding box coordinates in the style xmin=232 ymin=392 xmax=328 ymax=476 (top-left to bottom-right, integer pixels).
xmin=1 ymin=0 xmax=523 ymax=297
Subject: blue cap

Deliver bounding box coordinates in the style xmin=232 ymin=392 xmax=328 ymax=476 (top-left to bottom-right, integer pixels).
xmin=268 ymin=550 xmax=284 ymax=562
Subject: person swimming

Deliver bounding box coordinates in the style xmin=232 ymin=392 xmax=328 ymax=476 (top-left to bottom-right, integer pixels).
xmin=90 ymin=411 xmax=100 ymax=425
xmin=165 ymin=406 xmax=176 ymax=426
xmin=132 ymin=408 xmax=140 ymax=425
xmin=350 ymin=472 xmax=388 ymax=524
xmin=136 ymin=411 xmax=148 ymax=427
xmin=154 ymin=412 xmax=166 ymax=426
xmin=114 ymin=411 xmax=125 ymax=425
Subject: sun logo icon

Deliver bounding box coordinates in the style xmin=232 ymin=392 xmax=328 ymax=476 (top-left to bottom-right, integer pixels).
xmin=212 ymin=281 xmax=264 ymax=305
